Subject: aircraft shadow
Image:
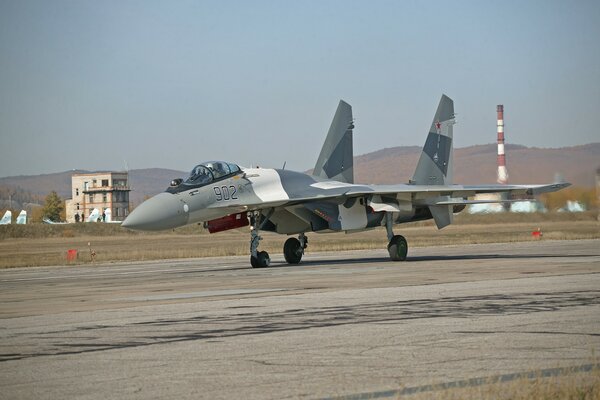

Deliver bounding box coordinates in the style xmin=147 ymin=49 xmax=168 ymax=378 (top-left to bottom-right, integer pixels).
xmin=269 ymin=253 xmax=596 ymax=268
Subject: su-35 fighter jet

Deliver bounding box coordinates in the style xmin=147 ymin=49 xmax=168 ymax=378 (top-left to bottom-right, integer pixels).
xmin=122 ymin=95 xmax=569 ymax=267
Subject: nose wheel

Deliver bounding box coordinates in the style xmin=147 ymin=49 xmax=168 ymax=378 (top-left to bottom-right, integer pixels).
xmin=251 ymin=250 xmax=270 ymax=268
xmin=249 ymin=210 xmax=272 ymax=268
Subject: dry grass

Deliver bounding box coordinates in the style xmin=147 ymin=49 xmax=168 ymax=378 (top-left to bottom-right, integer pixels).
xmin=0 ymin=212 xmax=597 ymax=268
xmin=400 ymin=363 xmax=600 ymax=400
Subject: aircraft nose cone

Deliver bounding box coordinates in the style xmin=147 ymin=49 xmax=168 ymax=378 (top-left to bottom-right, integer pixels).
xmin=122 ymin=192 xmax=189 ymax=231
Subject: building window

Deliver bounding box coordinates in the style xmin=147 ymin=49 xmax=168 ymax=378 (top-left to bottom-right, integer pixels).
xmin=76 ymin=203 xmax=80 ymax=210
xmin=102 ymin=179 xmax=109 ymax=187
xmin=89 ymin=194 xmax=94 ymax=203
xmin=102 ymin=193 xmax=107 ymax=202
xmin=115 ymin=208 xmax=121 ymax=217
xmin=76 ymin=188 xmax=79 ymax=196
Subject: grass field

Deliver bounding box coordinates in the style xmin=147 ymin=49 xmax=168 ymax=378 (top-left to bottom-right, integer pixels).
xmin=0 ymin=212 xmax=598 ymax=268
xmin=401 ymin=363 xmax=600 ymax=400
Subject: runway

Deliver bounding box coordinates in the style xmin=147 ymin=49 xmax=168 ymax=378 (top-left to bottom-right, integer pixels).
xmin=1 ymin=239 xmax=599 ymax=399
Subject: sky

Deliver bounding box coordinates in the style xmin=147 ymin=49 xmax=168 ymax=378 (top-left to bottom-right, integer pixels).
xmin=1 ymin=0 xmax=599 ymax=177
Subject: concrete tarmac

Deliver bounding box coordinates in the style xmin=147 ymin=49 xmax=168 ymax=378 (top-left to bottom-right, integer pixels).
xmin=0 ymin=239 xmax=599 ymax=399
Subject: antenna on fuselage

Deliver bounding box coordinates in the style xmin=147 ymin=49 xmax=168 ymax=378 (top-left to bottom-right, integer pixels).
xmin=282 ymin=161 xmax=286 ymax=170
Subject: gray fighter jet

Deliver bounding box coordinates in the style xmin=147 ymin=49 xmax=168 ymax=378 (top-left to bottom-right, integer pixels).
xmin=122 ymin=95 xmax=569 ymax=267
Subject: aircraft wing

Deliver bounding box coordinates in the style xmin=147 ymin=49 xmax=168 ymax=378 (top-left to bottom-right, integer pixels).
xmin=211 ymin=182 xmax=570 ymax=217
xmin=208 ymin=181 xmax=569 ymax=232
xmin=344 ymin=182 xmax=571 ymax=204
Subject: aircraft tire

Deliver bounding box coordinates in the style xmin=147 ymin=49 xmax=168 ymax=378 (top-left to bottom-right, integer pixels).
xmin=251 ymin=251 xmax=271 ymax=268
xmin=283 ymin=238 xmax=303 ymax=264
xmin=387 ymin=235 xmax=408 ymax=261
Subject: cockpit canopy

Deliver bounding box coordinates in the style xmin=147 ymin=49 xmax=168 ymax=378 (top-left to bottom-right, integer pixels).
xmin=186 ymin=161 xmax=241 ymax=184
xmin=167 ymin=161 xmax=242 ymax=193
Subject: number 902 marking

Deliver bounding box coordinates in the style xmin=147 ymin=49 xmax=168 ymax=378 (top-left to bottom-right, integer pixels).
xmin=214 ymin=185 xmax=238 ymax=201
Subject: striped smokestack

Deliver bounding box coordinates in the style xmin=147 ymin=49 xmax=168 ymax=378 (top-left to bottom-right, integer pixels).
xmin=497 ymin=105 xmax=508 ymax=184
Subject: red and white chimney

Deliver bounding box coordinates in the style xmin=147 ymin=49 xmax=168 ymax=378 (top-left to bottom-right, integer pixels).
xmin=497 ymin=105 xmax=508 ymax=184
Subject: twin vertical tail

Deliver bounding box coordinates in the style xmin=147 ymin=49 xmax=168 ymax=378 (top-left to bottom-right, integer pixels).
xmin=411 ymin=95 xmax=456 ymax=229
xmin=313 ymin=100 xmax=354 ymax=183
xmin=411 ymin=94 xmax=455 ymax=186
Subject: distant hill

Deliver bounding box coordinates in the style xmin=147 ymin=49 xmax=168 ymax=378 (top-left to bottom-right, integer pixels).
xmin=355 ymin=143 xmax=599 ymax=186
xmin=0 ymin=143 xmax=597 ymax=207
xmin=0 ymin=168 xmax=186 ymax=206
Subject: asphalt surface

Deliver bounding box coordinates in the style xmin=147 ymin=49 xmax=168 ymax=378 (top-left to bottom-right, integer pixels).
xmin=1 ymin=239 xmax=599 ymax=399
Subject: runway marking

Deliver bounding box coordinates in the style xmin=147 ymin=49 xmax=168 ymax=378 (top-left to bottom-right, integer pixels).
xmin=322 ymin=363 xmax=600 ymax=399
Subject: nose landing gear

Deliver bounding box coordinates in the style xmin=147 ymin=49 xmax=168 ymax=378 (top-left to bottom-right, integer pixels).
xmin=249 ymin=210 xmax=272 ymax=268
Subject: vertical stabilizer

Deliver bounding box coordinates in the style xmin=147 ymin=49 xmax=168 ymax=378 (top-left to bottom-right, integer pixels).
xmin=16 ymin=210 xmax=27 ymax=225
xmin=411 ymin=95 xmax=456 ymax=229
xmin=411 ymin=95 xmax=455 ymax=186
xmin=313 ymin=100 xmax=354 ymax=183
xmin=87 ymin=208 xmax=100 ymax=222
xmin=0 ymin=210 xmax=12 ymax=225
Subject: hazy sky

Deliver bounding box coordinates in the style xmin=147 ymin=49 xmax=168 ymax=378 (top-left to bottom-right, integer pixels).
xmin=1 ymin=0 xmax=599 ymax=177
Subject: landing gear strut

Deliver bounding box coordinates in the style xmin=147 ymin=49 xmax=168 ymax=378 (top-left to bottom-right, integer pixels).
xmin=249 ymin=210 xmax=272 ymax=268
xmin=385 ymin=212 xmax=408 ymax=261
xmin=284 ymin=233 xmax=308 ymax=264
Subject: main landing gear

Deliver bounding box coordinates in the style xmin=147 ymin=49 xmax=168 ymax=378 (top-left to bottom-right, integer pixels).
xmin=249 ymin=211 xmax=309 ymax=268
xmin=283 ymin=233 xmax=308 ymax=264
xmin=385 ymin=212 xmax=408 ymax=261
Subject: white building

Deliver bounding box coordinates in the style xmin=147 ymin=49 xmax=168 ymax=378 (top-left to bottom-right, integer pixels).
xmin=65 ymin=172 xmax=130 ymax=223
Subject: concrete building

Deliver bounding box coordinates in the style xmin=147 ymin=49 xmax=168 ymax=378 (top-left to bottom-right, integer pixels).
xmin=65 ymin=172 xmax=130 ymax=223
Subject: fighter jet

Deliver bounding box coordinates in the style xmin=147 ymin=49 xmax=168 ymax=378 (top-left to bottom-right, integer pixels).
xmin=122 ymin=95 xmax=569 ymax=267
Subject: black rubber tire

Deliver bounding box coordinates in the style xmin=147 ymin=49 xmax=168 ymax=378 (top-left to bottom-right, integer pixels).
xmin=283 ymin=237 xmax=303 ymax=264
xmin=258 ymin=251 xmax=270 ymax=267
xmin=387 ymin=235 xmax=408 ymax=261
xmin=250 ymin=251 xmax=271 ymax=268
xmin=250 ymin=251 xmax=270 ymax=268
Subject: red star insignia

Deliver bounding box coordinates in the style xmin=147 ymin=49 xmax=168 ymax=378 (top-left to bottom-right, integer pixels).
xmin=435 ymin=121 xmax=441 ymax=130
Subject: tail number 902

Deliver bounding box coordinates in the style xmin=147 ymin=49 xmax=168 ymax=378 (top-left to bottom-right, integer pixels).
xmin=214 ymin=185 xmax=238 ymax=201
